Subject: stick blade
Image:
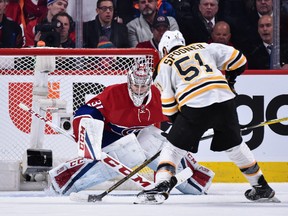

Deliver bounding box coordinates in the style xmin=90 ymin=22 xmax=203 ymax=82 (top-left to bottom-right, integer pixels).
xmin=69 ymin=192 xmax=89 ymax=202
xmin=69 ymin=192 xmax=104 ymax=202
xmin=88 ymin=194 xmax=103 ymax=202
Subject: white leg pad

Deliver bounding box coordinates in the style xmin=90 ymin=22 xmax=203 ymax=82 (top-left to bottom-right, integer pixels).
xmin=176 ymin=152 xmax=215 ymax=195
xmin=49 ymin=157 xmax=118 ymax=195
xmin=49 ymin=133 xmax=147 ymax=195
xmin=137 ymin=125 xmax=166 ymax=170
xmin=103 ymin=133 xmax=147 ymax=168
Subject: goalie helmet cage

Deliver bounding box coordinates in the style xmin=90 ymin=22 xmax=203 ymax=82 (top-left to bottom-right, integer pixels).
xmin=0 ymin=48 xmax=159 ymax=191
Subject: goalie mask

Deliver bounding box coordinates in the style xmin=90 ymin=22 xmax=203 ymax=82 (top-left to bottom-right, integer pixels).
xmin=127 ymin=63 xmax=152 ymax=107
xmin=158 ymin=30 xmax=185 ymax=58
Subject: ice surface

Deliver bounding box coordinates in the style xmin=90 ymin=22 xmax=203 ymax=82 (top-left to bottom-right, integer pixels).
xmin=0 ymin=183 xmax=287 ymax=216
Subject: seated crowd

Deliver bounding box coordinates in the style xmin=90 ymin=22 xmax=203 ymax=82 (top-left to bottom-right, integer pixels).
xmin=1 ymin=0 xmax=288 ymax=69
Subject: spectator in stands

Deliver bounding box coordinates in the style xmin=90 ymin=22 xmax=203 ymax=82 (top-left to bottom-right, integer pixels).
xmin=133 ymin=0 xmax=176 ymax=18
xmin=83 ymin=0 xmax=130 ymax=48
xmin=5 ymin=0 xmax=21 ymax=25
xmin=210 ymin=21 xmax=233 ymax=46
xmin=182 ymin=0 xmax=221 ymax=45
xmin=136 ymin=15 xmax=170 ymax=50
xmin=240 ymin=0 xmax=273 ymax=55
xmin=23 ymin=0 xmax=48 ymax=25
xmin=247 ymin=15 xmax=288 ymax=70
xmin=127 ymin=0 xmax=179 ymax=47
xmin=0 ymin=0 xmax=23 ymax=47
xmin=247 ymin=15 xmax=272 ymax=69
xmin=24 ymin=0 xmax=68 ymax=47
xmin=51 ymin=11 xmax=75 ymax=48
xmin=67 ymin=0 xmax=134 ymax=25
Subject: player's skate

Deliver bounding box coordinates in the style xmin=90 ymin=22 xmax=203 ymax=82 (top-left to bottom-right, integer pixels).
xmin=244 ymin=175 xmax=280 ymax=203
xmin=135 ymin=176 xmax=177 ymax=204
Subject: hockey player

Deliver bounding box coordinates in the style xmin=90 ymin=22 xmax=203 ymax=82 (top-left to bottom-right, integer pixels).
xmin=137 ymin=30 xmax=276 ymax=204
xmin=48 ymin=61 xmax=215 ymax=195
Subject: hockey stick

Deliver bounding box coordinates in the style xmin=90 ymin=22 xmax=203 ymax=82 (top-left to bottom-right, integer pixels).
xmin=70 ymin=166 xmax=193 ymax=203
xmin=19 ymin=103 xmax=73 ymax=141
xmin=200 ymin=116 xmax=288 ymax=141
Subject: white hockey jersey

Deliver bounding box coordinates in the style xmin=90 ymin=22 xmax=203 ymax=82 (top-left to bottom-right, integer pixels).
xmin=154 ymin=42 xmax=247 ymax=116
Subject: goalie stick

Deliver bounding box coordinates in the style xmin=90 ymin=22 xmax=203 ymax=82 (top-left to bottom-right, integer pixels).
xmin=70 ymin=150 xmax=161 ymax=202
xmin=70 ymin=166 xmax=193 ymax=203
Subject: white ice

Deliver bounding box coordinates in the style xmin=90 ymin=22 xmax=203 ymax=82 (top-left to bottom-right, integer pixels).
xmin=0 ymin=183 xmax=287 ymax=216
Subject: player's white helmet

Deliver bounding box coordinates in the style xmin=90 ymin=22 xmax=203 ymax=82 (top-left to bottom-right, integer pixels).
xmin=127 ymin=62 xmax=152 ymax=107
xmin=158 ymin=30 xmax=186 ymax=58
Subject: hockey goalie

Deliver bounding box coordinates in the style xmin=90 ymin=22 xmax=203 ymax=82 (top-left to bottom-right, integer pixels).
xmin=48 ymin=62 xmax=215 ymax=195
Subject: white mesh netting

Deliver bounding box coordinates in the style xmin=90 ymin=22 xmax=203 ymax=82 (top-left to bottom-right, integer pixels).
xmin=0 ymin=48 xmax=159 ymax=171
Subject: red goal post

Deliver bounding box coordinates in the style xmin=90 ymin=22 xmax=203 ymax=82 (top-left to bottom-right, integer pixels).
xmin=0 ymin=48 xmax=159 ymax=191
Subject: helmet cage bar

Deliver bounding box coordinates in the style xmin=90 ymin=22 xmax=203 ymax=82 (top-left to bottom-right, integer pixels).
xmin=127 ymin=62 xmax=152 ymax=107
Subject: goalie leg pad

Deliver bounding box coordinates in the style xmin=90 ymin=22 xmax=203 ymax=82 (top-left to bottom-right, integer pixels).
xmin=49 ymin=157 xmax=118 ymax=195
xmin=137 ymin=125 xmax=167 ymax=170
xmin=103 ymin=133 xmax=147 ymax=168
xmin=175 ymin=152 xmax=215 ymax=195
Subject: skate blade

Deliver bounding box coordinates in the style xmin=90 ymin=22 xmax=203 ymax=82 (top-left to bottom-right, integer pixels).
xmin=254 ymin=196 xmax=281 ymax=203
xmin=134 ymin=194 xmax=166 ymax=205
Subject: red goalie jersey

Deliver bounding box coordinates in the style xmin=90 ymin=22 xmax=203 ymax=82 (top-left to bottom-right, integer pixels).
xmin=73 ymin=83 xmax=169 ymax=147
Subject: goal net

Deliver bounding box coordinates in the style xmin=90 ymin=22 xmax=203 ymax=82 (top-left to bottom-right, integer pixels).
xmin=0 ymin=48 xmax=159 ymax=191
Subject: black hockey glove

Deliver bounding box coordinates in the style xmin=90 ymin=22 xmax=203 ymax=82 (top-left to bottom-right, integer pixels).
xmin=227 ymin=80 xmax=237 ymax=95
xmin=225 ymin=64 xmax=246 ymax=95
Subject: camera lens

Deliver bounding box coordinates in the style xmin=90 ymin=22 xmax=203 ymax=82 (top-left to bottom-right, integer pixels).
xmin=62 ymin=120 xmax=71 ymax=131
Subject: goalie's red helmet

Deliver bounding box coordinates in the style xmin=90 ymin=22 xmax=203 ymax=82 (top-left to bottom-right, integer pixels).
xmin=127 ymin=62 xmax=152 ymax=107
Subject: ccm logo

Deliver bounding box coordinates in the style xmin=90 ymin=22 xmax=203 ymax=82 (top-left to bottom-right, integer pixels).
xmin=79 ymin=125 xmax=85 ymax=151
xmin=103 ymin=155 xmax=152 ymax=188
